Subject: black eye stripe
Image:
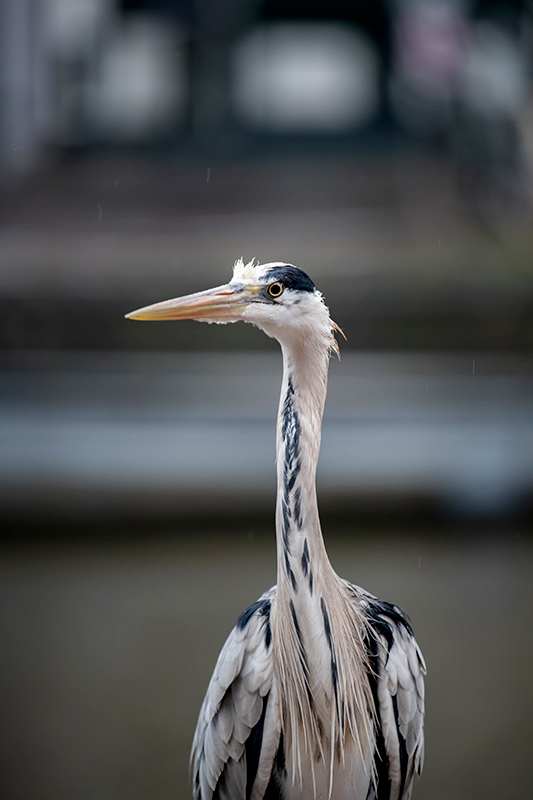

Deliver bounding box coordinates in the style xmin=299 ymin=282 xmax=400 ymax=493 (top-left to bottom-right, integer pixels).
xmin=263 ymin=265 xmax=315 ymax=293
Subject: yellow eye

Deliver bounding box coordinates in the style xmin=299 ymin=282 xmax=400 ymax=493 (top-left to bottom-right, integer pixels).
xmin=268 ymin=282 xmax=284 ymax=298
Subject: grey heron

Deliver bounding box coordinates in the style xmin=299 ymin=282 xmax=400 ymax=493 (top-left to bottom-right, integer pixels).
xmin=126 ymin=259 xmax=425 ymax=800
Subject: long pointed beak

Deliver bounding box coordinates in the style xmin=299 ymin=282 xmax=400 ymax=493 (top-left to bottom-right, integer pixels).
xmin=125 ymin=282 xmax=254 ymax=323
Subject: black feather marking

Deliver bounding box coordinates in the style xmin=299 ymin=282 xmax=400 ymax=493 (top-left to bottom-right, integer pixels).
xmin=290 ymin=599 xmax=303 ymax=647
xmin=289 ymin=600 xmax=314 ymax=711
xmin=320 ymin=597 xmax=339 ymax=708
xmin=264 ymin=617 xmax=272 ymax=649
xmin=284 ymin=431 xmax=300 ymax=466
xmin=284 ymin=458 xmax=301 ymax=495
xmin=289 ymin=600 xmax=307 ymax=673
xmin=363 ymin=622 xmax=392 ymax=800
xmin=308 ymin=571 xmax=313 ymax=595
xmin=245 ymin=694 xmax=269 ymax=800
xmin=285 ymin=552 xmax=298 ymax=592
xmin=281 ymin=378 xmax=301 ymax=465
xmin=320 ymin=597 xmax=333 ymax=650
xmin=280 ymin=375 xmax=306 ymax=589
xmin=362 ymin=593 xmax=415 ymax=799
xmin=364 ymin=597 xmax=413 ymax=663
xmin=392 ymin=695 xmax=409 ymax=799
xmin=293 ymin=487 xmax=302 ymax=528
xmin=237 ymin=598 xmax=269 ymax=630
xmin=301 ymin=539 xmax=309 ymax=577
xmin=289 ymin=599 xmax=307 ymax=672
xmin=236 ymin=598 xmax=272 ymax=649
xmin=263 ymin=265 xmax=316 ymax=293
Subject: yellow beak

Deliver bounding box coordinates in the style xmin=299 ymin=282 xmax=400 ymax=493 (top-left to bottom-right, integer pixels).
xmin=125 ymin=283 xmax=257 ymax=323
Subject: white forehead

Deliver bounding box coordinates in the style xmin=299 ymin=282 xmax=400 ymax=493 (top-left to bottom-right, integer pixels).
xmin=232 ymin=258 xmax=288 ymax=284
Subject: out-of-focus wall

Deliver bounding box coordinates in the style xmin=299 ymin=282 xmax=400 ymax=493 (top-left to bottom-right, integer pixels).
xmin=1 ymin=0 xmax=533 ymax=522
xmin=1 ymin=1 xmax=532 ymax=175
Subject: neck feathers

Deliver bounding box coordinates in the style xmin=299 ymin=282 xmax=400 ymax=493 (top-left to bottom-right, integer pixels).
xmin=271 ymin=319 xmax=375 ymax=796
xmin=275 ymin=349 xmax=329 ymax=597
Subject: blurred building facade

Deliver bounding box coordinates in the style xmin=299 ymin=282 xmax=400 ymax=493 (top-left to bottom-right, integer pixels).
xmin=0 ymin=1 xmax=531 ymax=167
xmin=0 ymin=0 xmax=533 ymax=523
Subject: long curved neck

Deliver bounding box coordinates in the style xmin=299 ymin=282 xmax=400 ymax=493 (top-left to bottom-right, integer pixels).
xmin=271 ymin=332 xmax=376 ymax=793
xmin=275 ymin=338 xmax=336 ymax=596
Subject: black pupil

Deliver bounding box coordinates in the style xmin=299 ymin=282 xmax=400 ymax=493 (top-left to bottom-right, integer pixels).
xmin=270 ymin=283 xmax=283 ymax=296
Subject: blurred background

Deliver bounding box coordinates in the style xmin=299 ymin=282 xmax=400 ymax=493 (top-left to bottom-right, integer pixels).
xmin=1 ymin=0 xmax=532 ymax=798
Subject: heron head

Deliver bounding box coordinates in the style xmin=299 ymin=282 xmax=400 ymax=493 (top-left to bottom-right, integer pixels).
xmin=125 ymin=259 xmax=337 ymax=348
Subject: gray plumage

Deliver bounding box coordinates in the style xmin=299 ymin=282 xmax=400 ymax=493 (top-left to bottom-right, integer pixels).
xmin=126 ymin=259 xmax=426 ymax=800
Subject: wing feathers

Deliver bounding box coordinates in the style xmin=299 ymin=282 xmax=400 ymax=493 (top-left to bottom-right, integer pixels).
xmin=358 ymin=590 xmax=425 ymax=800
xmin=249 ymin=683 xmax=281 ymax=800
xmin=215 ymin=699 xmax=234 ymax=744
xmin=192 ymin=588 xmax=279 ymax=800
xmin=194 ymin=583 xmax=424 ymax=800
xmin=213 ymin=757 xmax=246 ymax=800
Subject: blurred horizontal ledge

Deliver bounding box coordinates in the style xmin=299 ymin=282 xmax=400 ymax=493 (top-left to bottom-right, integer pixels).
xmin=1 ymin=350 xmax=532 ymax=521
xmin=1 ymin=217 xmax=531 ymax=299
xmin=1 ymin=418 xmax=532 ymax=516
xmin=3 ymin=347 xmax=533 ymax=374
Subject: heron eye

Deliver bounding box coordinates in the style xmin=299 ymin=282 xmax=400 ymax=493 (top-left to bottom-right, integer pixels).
xmin=268 ymin=282 xmax=284 ymax=298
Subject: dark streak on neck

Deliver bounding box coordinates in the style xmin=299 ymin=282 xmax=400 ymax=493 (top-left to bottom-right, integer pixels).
xmin=321 ymin=597 xmax=340 ymax=712
xmin=281 ymin=375 xmax=304 ymax=590
xmin=301 ymin=539 xmax=310 ymax=577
